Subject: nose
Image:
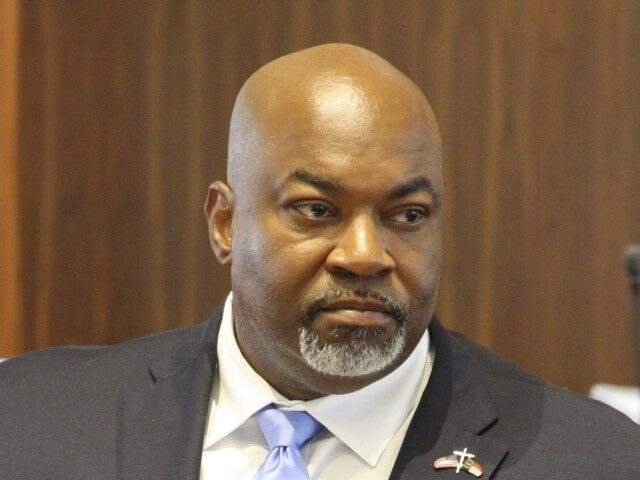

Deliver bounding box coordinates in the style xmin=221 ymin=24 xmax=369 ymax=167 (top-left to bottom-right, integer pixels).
xmin=325 ymin=213 xmax=396 ymax=278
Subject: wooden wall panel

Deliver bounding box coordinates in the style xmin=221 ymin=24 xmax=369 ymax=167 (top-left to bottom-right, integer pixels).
xmin=0 ymin=0 xmax=22 ymax=357
xmin=5 ymin=0 xmax=640 ymax=393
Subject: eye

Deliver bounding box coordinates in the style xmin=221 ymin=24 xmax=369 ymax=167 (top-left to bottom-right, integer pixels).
xmin=389 ymin=208 xmax=426 ymax=225
xmin=292 ymin=202 xmax=335 ymax=219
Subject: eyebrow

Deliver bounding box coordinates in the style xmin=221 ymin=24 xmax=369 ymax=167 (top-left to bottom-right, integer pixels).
xmin=287 ymin=170 xmax=346 ymax=194
xmin=387 ymin=177 xmax=438 ymax=203
xmin=285 ymin=169 xmax=438 ymax=203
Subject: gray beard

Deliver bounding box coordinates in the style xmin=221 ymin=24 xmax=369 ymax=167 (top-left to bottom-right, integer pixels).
xmin=299 ymin=323 xmax=406 ymax=377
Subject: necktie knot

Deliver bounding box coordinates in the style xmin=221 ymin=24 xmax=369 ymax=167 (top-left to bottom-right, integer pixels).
xmin=255 ymin=405 xmax=323 ymax=450
xmin=253 ymin=404 xmax=323 ymax=480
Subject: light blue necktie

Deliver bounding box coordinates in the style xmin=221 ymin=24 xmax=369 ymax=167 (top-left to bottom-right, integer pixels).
xmin=253 ymin=404 xmax=323 ymax=480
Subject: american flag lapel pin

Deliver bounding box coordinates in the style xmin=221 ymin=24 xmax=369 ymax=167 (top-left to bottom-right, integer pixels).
xmin=433 ymin=447 xmax=483 ymax=477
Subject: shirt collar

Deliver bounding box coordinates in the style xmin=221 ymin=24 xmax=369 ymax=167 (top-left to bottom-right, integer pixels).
xmin=203 ymin=293 xmax=284 ymax=449
xmin=204 ymin=292 xmax=431 ymax=467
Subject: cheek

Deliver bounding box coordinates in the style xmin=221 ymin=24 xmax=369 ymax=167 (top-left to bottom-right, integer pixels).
xmin=395 ymin=226 xmax=442 ymax=284
xmin=269 ymin=237 xmax=332 ymax=297
xmin=231 ymin=213 xmax=330 ymax=297
xmin=399 ymin=237 xmax=442 ymax=334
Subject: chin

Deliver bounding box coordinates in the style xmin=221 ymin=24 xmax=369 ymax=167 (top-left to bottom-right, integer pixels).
xmin=298 ymin=323 xmax=407 ymax=378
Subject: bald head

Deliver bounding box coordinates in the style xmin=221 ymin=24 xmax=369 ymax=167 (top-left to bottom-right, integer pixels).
xmin=227 ymin=43 xmax=442 ymax=194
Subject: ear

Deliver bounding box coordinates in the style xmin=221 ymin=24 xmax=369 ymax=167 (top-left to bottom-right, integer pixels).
xmin=204 ymin=181 xmax=235 ymax=265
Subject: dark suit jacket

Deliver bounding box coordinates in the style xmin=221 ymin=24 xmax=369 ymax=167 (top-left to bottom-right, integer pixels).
xmin=1 ymin=304 xmax=639 ymax=479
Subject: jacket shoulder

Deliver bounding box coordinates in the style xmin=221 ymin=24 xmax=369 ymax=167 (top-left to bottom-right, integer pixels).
xmin=450 ymin=329 xmax=638 ymax=427
xmin=0 ymin=322 xmax=206 ymax=395
xmin=0 ymin=322 xmax=212 ymax=476
xmin=447 ymin=330 xmax=640 ymax=477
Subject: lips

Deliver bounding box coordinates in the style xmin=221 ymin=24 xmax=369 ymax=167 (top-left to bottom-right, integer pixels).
xmin=314 ymin=297 xmax=396 ymax=331
xmin=320 ymin=298 xmax=393 ymax=314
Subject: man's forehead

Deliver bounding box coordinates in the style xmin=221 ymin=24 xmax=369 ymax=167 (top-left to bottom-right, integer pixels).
xmin=261 ymin=124 xmax=437 ymax=160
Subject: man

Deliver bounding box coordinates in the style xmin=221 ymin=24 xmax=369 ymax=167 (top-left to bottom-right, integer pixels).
xmin=1 ymin=44 xmax=639 ymax=479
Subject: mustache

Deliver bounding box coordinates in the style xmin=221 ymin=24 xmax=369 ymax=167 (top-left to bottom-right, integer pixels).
xmin=301 ymin=289 xmax=405 ymax=326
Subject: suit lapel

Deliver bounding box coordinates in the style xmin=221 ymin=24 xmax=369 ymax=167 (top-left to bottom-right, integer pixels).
xmin=390 ymin=319 xmax=508 ymax=479
xmin=116 ymin=305 xmax=223 ymax=480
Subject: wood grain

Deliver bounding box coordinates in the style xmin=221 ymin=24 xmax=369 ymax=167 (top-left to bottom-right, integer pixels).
xmin=5 ymin=0 xmax=640 ymax=393
xmin=0 ymin=0 xmax=22 ymax=357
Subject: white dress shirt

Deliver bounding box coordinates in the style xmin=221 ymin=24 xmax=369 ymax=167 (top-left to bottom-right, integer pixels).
xmin=200 ymin=293 xmax=435 ymax=480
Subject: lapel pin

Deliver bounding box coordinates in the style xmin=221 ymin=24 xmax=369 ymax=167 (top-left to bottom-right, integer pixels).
xmin=434 ymin=447 xmax=483 ymax=477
